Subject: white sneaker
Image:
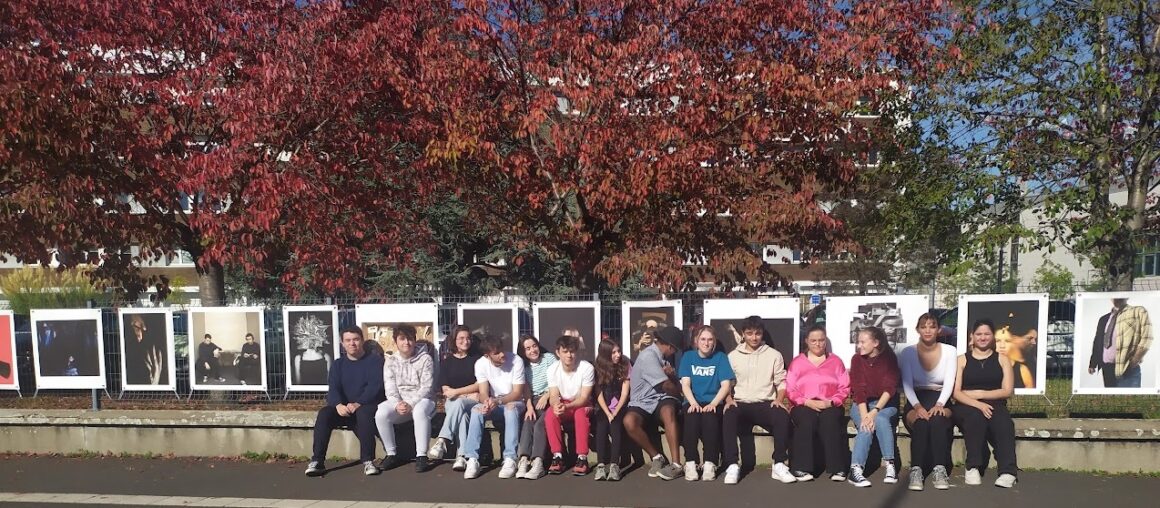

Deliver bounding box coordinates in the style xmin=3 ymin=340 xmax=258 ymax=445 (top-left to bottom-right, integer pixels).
xmin=994 ymin=473 xmax=1017 ymax=488
xmin=463 ymin=457 xmax=481 ymax=479
xmin=771 ymin=462 xmax=797 ymax=483
xmin=525 ymin=457 xmax=546 ymax=480
xmin=701 ymin=462 xmax=717 ymax=481
xmin=363 ymin=461 xmax=380 ymax=476
xmin=451 ymin=455 xmax=467 ymax=471
xmin=427 ymin=438 xmax=448 ymax=460
xmin=515 ymin=456 xmax=530 ymax=479
xmin=684 ymin=461 xmax=699 ymax=481
xmin=965 ymin=468 xmax=982 ymax=485
xmin=498 ymin=457 xmax=518 ymax=479
xmin=723 ymin=464 xmax=741 ymax=485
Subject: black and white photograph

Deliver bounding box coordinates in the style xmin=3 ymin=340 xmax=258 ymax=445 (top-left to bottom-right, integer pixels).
xmin=533 ymin=301 xmax=600 ymax=363
xmin=1072 ymin=291 xmax=1160 ymax=395
xmin=702 ymin=298 xmax=799 ymax=362
xmin=457 ymin=303 xmax=519 ymax=355
xmin=283 ymin=305 xmax=340 ymax=392
xmin=621 ymin=300 xmax=683 ymax=359
xmin=31 ymin=308 xmax=105 ymax=389
xmin=355 ymin=303 xmax=439 ymax=357
xmin=189 ymin=307 xmax=266 ymax=391
xmin=957 ymin=294 xmax=1049 ymax=395
xmin=825 ymin=295 xmax=930 ymax=364
xmin=0 ymin=311 xmax=16 ymax=391
xmin=118 ymin=309 xmax=176 ymax=391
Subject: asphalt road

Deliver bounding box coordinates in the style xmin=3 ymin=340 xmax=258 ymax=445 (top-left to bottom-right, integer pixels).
xmin=2 ymin=455 xmax=1158 ymax=508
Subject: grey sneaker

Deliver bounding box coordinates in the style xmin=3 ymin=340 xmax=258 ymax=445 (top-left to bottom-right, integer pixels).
xmin=305 ymin=461 xmax=325 ymax=477
xmin=932 ymin=465 xmax=950 ymax=490
xmin=452 ymin=455 xmax=467 ymax=472
xmin=994 ymin=473 xmax=1017 ymax=488
xmin=647 ymin=456 xmax=668 ymax=478
xmin=516 ymin=456 xmax=530 ymax=479
xmin=525 ymin=456 xmax=546 ymax=480
xmin=883 ymin=460 xmax=898 ymax=484
xmin=593 ymin=463 xmax=608 ymax=481
xmin=908 ymin=466 xmax=924 ymax=491
xmin=607 ymin=463 xmax=622 ymax=481
xmin=363 ymin=461 xmax=380 ymax=476
xmin=427 ymin=437 xmax=448 ymax=460
xmin=657 ymin=462 xmax=684 ymax=481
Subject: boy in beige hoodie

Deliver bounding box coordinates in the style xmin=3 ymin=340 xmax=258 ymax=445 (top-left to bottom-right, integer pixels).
xmin=721 ymin=316 xmax=794 ymax=485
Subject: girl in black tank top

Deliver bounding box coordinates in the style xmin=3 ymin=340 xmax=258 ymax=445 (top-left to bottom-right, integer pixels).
xmin=953 ymin=319 xmax=1019 ymax=487
xmin=961 ymin=352 xmax=1004 ymax=394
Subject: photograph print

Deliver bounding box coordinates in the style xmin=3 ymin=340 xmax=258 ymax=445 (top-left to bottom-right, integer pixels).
xmin=189 ymin=307 xmax=266 ymax=391
xmin=533 ymin=301 xmax=600 ymax=363
xmin=621 ymin=300 xmax=683 ymax=359
xmin=118 ymin=308 xmax=176 ymax=391
xmin=1072 ymin=291 xmax=1160 ymax=395
xmin=457 ymin=303 xmax=519 ymax=356
xmin=283 ymin=305 xmax=340 ymax=392
xmin=702 ymin=298 xmax=799 ymax=362
xmin=0 ymin=310 xmax=17 ymax=390
xmin=355 ymin=303 xmax=439 ymax=358
xmin=31 ymin=308 xmax=106 ymax=389
xmin=825 ymin=295 xmax=930 ymax=365
xmin=957 ymin=293 xmax=1049 ymax=395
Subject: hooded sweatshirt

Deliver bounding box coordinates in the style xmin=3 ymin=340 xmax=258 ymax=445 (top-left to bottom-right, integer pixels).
xmin=728 ymin=342 xmax=787 ymax=403
xmin=384 ymin=351 xmax=434 ymax=407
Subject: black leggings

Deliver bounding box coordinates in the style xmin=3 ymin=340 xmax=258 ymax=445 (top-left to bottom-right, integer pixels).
xmin=722 ymin=402 xmax=791 ymax=466
xmin=789 ymin=405 xmax=847 ymax=474
xmin=682 ymin=410 xmax=722 ymax=464
xmin=954 ymin=400 xmax=1018 ymax=476
xmin=905 ymin=390 xmax=953 ymax=470
xmin=594 ymin=410 xmax=624 ymax=464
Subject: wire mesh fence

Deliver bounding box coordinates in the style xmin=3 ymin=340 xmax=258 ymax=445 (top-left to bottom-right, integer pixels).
xmin=1 ymin=287 xmax=1158 ymax=418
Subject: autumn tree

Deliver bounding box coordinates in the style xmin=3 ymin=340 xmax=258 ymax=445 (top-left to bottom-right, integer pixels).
xmin=925 ymin=0 xmax=1160 ymax=291
xmin=0 ymin=1 xmax=445 ymax=302
xmin=433 ymin=0 xmax=956 ymax=291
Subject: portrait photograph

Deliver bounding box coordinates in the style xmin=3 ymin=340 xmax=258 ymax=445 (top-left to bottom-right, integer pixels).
xmin=621 ymin=300 xmax=683 ymax=359
xmin=533 ymin=301 xmax=600 ymax=363
xmin=957 ymin=294 xmax=1049 ymax=395
xmin=457 ymin=303 xmax=519 ymax=355
xmin=825 ymin=295 xmax=930 ymax=365
xmin=702 ymin=298 xmax=799 ymax=362
xmin=1072 ymin=291 xmax=1160 ymax=395
xmin=188 ymin=307 xmax=266 ymax=391
xmin=31 ymin=308 xmax=105 ymax=390
xmin=355 ymin=303 xmax=439 ymax=358
xmin=283 ymin=305 xmax=340 ymax=392
xmin=118 ymin=309 xmax=176 ymax=391
xmin=0 ymin=311 xmax=18 ymax=391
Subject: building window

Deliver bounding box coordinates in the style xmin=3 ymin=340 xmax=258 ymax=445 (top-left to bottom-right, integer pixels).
xmin=1137 ymin=237 xmax=1160 ymax=277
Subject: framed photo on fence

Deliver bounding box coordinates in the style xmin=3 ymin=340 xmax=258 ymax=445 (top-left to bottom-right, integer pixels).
xmin=188 ymin=307 xmax=266 ymax=391
xmin=702 ymin=298 xmax=799 ymax=362
xmin=355 ymin=303 xmax=439 ymax=359
xmin=0 ymin=310 xmax=18 ymax=391
xmin=457 ymin=303 xmax=520 ymax=355
xmin=1072 ymin=291 xmax=1160 ymax=395
xmin=957 ymin=293 xmax=1049 ymax=395
xmin=532 ymin=301 xmax=600 ymax=363
xmin=621 ymin=300 xmax=683 ymax=360
xmin=31 ymin=308 xmax=106 ymax=390
xmin=283 ymin=305 xmax=340 ymax=392
xmin=118 ymin=308 xmax=177 ymax=392
xmin=825 ymin=295 xmax=930 ymax=365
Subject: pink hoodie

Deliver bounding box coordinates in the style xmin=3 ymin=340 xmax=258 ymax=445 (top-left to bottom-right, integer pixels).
xmin=786 ymin=353 xmax=850 ymax=407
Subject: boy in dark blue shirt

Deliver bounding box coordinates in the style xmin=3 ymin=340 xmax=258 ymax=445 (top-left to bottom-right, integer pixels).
xmin=307 ymin=326 xmax=385 ymax=477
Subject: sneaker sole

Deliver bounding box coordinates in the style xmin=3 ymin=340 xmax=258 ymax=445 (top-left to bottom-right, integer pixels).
xmin=935 ymin=484 xmax=950 ymax=490
xmin=909 ymin=485 xmax=924 ymax=491
xmin=883 ymin=478 xmax=898 ymax=484
xmin=848 ymin=480 xmax=871 ymax=487
xmin=305 ymin=471 xmax=324 ymax=477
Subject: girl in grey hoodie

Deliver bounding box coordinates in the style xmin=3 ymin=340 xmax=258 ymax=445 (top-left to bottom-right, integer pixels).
xmin=375 ymin=325 xmax=436 ymax=472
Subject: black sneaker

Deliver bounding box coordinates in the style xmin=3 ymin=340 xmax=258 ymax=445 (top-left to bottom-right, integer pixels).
xmin=378 ymin=455 xmax=404 ymax=471
xmin=414 ymin=456 xmax=431 ymax=473
xmin=792 ymin=470 xmax=815 ymax=482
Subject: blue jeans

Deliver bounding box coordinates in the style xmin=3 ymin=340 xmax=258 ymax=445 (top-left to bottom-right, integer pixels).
xmin=436 ymin=397 xmax=478 ymax=448
xmin=850 ymin=404 xmax=898 ymax=466
xmin=1118 ymin=364 xmax=1143 ymax=388
xmin=465 ymin=401 xmax=525 ymax=460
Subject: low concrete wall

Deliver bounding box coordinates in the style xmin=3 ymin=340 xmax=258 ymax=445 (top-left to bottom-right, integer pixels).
xmin=2 ymin=409 xmax=1159 ymax=473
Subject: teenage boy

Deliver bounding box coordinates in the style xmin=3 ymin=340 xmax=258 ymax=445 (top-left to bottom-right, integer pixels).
xmin=464 ymin=335 xmax=527 ymax=479
xmin=375 ymin=325 xmax=436 ymax=473
xmin=721 ymin=316 xmax=795 ymax=484
xmin=623 ymin=326 xmax=684 ymax=481
xmin=306 ymin=327 xmax=385 ymax=477
xmin=543 ymin=335 xmax=596 ymax=476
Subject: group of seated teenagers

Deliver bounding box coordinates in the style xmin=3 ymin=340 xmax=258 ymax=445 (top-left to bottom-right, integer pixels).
xmin=305 ymin=313 xmax=1019 ymax=489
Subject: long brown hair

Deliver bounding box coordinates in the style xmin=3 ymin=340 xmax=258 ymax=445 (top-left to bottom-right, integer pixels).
xmin=595 ymin=339 xmax=628 ymax=389
xmin=441 ymin=325 xmax=478 ymax=361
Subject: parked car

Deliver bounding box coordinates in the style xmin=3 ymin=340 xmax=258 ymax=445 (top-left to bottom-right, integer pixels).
xmin=1045 ymin=300 xmax=1075 ymax=378
xmin=932 ymin=307 xmax=957 ymax=346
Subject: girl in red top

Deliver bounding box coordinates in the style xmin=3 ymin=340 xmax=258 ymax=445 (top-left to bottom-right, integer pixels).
xmin=846 ymin=326 xmax=901 ymax=487
xmin=785 ymin=325 xmax=850 ymax=482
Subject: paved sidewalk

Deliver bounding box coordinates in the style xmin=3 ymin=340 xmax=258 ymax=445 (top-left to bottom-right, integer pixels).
xmin=2 ymin=455 xmax=1158 ymax=508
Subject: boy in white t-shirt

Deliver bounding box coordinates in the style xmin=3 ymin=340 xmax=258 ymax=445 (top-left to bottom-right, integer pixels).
xmin=543 ymin=335 xmax=596 ymax=476
xmin=463 ymin=335 xmax=527 ymax=479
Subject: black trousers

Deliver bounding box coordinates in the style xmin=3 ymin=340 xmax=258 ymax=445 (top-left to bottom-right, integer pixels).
xmin=197 ymin=358 xmax=220 ymax=379
xmin=905 ymin=390 xmax=953 ymax=470
xmin=789 ymin=405 xmax=846 ymax=474
xmin=722 ymin=402 xmax=791 ymax=466
xmin=594 ymin=410 xmax=625 ymax=464
xmin=954 ymin=400 xmax=1017 ymax=476
xmin=682 ymin=410 xmax=722 ymax=464
xmin=312 ymin=405 xmax=377 ymax=463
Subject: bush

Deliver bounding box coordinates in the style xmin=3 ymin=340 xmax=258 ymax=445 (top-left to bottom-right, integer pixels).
xmin=0 ymin=266 xmax=106 ymax=314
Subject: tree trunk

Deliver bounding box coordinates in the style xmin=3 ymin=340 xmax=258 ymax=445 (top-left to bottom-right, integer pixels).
xmin=197 ymin=261 xmax=226 ymax=306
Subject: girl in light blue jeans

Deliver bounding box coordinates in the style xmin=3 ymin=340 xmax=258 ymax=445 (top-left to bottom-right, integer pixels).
xmin=847 ymin=326 xmax=901 ymax=487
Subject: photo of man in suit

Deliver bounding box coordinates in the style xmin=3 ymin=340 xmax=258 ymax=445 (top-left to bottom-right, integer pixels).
xmin=1089 ymin=298 xmax=1153 ymax=388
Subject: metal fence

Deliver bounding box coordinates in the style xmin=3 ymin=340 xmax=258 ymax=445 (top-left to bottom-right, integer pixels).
xmin=2 ymin=288 xmax=1158 ymax=418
